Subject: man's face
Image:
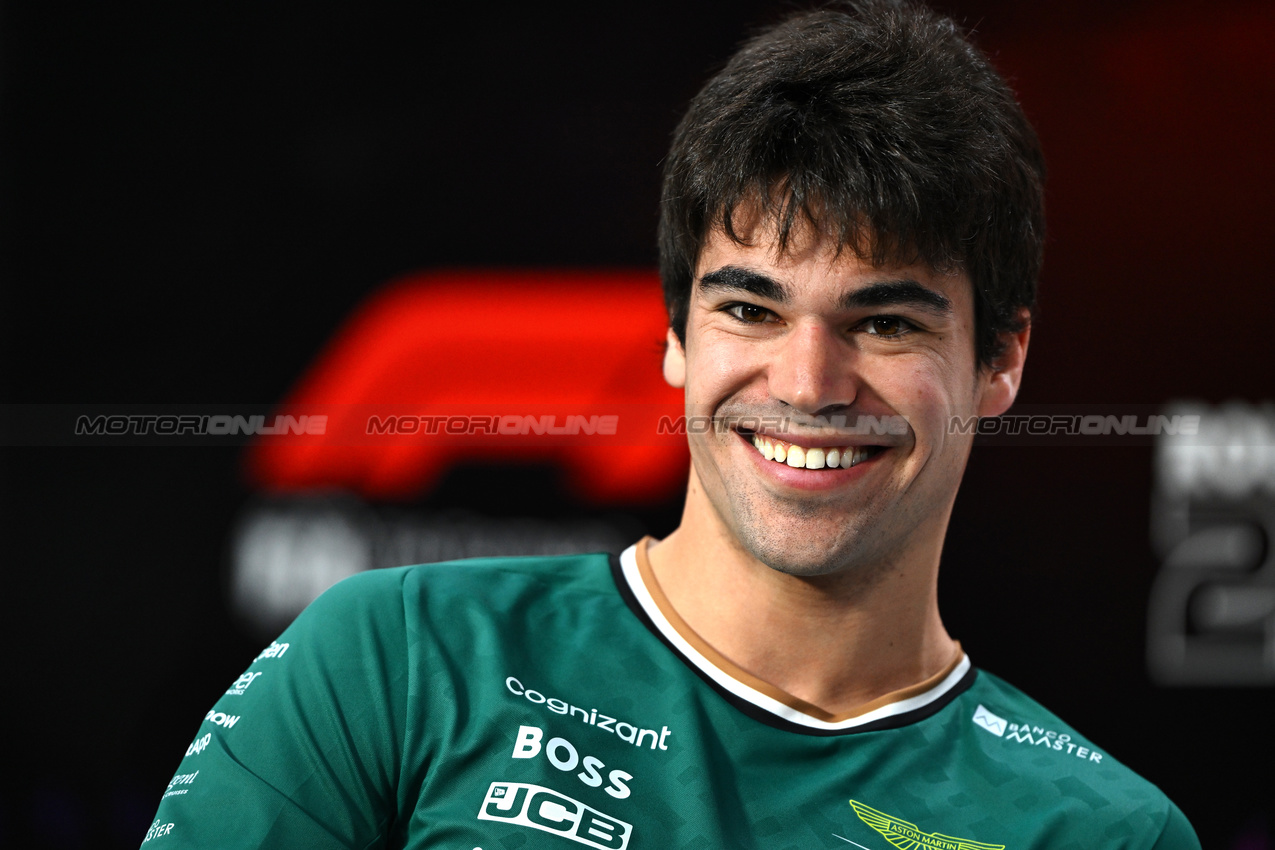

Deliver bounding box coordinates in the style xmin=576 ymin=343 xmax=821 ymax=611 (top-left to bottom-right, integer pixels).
xmin=663 ymin=218 xmax=1025 ymax=581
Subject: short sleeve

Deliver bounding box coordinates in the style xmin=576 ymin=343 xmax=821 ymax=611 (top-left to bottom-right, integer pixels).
xmin=1149 ymin=801 xmax=1202 ymax=850
xmin=141 ymin=567 xmax=413 ymax=849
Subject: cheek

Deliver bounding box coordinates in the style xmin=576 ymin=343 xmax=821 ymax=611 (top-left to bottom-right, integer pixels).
xmin=873 ymin=362 xmax=966 ymax=427
xmin=685 ymin=338 xmax=761 ymax=403
xmin=864 ymin=360 xmax=937 ymax=402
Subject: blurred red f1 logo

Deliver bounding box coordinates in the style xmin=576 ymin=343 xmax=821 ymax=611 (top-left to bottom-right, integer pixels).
xmin=246 ymin=270 xmax=687 ymax=505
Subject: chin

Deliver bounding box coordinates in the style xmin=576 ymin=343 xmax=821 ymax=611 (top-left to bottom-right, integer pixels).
xmin=735 ymin=522 xmax=887 ymax=582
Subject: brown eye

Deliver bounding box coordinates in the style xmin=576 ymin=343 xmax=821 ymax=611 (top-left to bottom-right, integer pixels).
xmin=868 ymin=316 xmax=905 ymax=336
xmin=728 ymin=304 xmax=771 ymax=323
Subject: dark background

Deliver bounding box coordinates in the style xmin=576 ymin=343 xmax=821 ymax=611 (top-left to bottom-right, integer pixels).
xmin=3 ymin=1 xmax=1273 ymax=847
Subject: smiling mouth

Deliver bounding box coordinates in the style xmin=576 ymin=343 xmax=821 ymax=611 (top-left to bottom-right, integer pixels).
xmin=745 ymin=433 xmax=885 ymax=470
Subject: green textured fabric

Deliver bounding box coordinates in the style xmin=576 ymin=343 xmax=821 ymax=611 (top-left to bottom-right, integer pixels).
xmin=142 ymin=553 xmax=1199 ymax=850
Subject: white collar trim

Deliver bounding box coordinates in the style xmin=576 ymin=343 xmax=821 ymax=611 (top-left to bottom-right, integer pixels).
xmin=619 ymin=543 xmax=971 ymax=731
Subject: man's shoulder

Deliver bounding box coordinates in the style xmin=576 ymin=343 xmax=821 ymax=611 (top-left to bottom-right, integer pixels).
xmin=263 ymin=548 xmax=627 ymax=684
xmin=307 ymin=550 xmax=620 ymax=618
xmin=964 ymin=668 xmax=1153 ymax=783
xmin=958 ymin=668 xmax=1198 ymax=848
xmin=401 ymin=549 xmax=616 ymax=591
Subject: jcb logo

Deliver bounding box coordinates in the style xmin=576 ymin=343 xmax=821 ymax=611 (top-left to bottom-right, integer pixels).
xmin=477 ymin=782 xmax=631 ymax=850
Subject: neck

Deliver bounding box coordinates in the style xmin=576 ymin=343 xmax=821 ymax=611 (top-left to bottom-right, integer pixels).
xmin=645 ymin=473 xmax=958 ymax=718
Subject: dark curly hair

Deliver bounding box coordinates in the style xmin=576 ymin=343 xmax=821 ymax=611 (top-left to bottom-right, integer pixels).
xmin=658 ymin=0 xmax=1046 ymax=368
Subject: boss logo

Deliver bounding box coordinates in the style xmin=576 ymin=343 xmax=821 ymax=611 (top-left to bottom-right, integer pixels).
xmin=512 ymin=725 xmax=632 ymax=799
xmin=477 ymin=782 xmax=631 ymax=850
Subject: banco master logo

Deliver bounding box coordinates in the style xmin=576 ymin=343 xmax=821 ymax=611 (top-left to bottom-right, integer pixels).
xmin=478 ymin=782 xmax=631 ymax=850
xmin=848 ymin=800 xmax=1004 ymax=850
xmin=971 ymin=704 xmax=1007 ymax=736
xmin=970 ymin=705 xmax=1104 ymax=764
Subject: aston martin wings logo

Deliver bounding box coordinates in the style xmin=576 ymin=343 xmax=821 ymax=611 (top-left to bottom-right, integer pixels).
xmin=849 ymin=800 xmax=1005 ymax=850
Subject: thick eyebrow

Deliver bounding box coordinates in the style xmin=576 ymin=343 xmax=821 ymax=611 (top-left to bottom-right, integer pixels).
xmin=699 ymin=266 xmax=952 ymax=317
xmin=839 ymin=280 xmax=952 ymax=316
xmin=697 ymin=266 xmax=789 ymax=303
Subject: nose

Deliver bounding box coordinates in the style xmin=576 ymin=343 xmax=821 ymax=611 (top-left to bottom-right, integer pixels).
xmin=767 ymin=322 xmax=856 ymax=416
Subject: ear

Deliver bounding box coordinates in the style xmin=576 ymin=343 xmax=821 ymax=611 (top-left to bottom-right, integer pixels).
xmin=976 ymin=311 xmax=1031 ymax=418
xmin=663 ymin=327 xmax=686 ymax=389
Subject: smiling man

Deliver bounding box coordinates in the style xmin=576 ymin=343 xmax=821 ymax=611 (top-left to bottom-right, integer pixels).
xmin=639 ymin=2 xmax=1197 ymax=845
xmin=143 ymin=3 xmax=1199 ymax=848
xmin=651 ymin=230 xmax=1010 ymax=717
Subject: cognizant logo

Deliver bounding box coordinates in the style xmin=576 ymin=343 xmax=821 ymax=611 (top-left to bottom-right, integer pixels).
xmin=505 ymin=676 xmax=672 ymax=751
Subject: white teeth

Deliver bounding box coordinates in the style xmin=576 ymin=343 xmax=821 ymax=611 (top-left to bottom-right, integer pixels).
xmin=748 ymin=434 xmax=876 ymax=470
